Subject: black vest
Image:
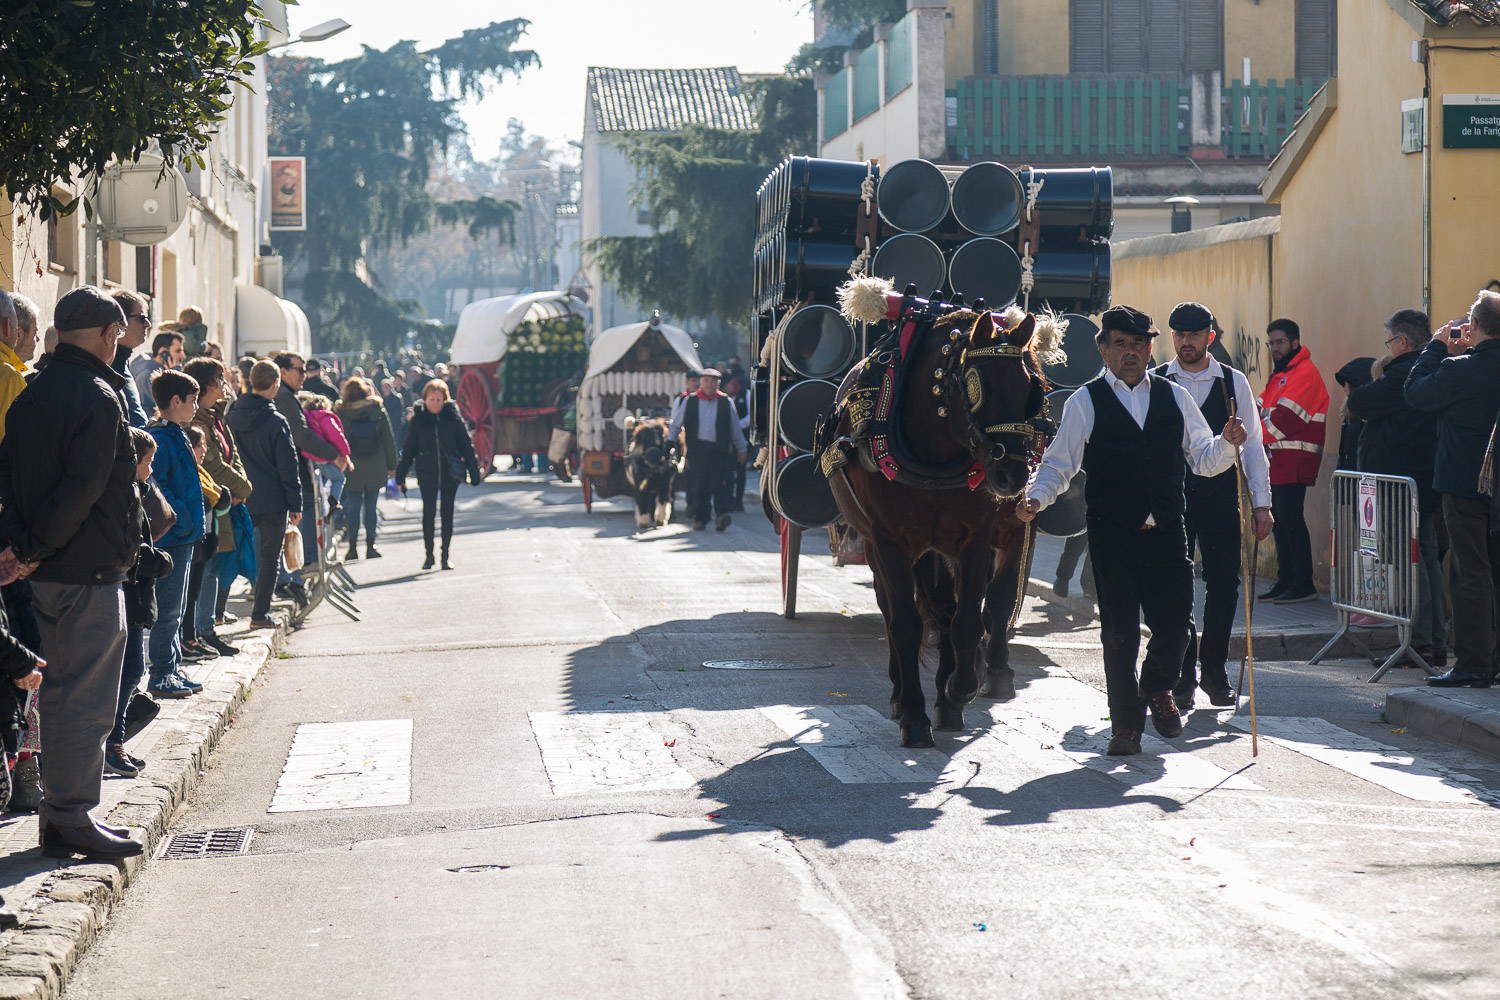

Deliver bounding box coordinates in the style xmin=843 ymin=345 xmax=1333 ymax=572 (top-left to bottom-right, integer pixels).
xmin=1153 ymin=362 xmax=1239 ymax=498
xmin=683 ymin=394 xmax=734 ymax=453
xmin=1082 ymin=374 xmax=1186 ymax=529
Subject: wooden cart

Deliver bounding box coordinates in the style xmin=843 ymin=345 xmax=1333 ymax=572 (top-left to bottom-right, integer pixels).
xmin=575 ymin=315 xmax=702 ymax=513
xmin=448 ymin=291 xmax=589 ymax=471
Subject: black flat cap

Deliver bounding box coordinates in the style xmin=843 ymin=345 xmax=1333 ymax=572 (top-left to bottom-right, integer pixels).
xmin=54 ymin=285 xmax=125 ymax=332
xmin=1100 ymin=304 xmax=1155 ymax=338
xmin=1169 ymin=302 xmax=1215 ymax=332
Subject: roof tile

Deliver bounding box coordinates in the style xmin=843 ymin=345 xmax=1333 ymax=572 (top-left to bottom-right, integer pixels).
xmin=587 ymin=67 xmax=759 ymax=133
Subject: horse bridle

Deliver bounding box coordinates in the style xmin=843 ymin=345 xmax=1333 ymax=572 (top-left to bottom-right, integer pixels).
xmin=932 ymin=333 xmax=1045 ymax=470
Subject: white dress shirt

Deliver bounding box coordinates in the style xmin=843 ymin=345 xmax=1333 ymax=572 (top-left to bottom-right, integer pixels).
xmin=1026 ymin=370 xmax=1239 ymax=523
xmin=666 ymin=393 xmax=747 ymax=452
xmin=1157 ymin=357 xmax=1272 ymax=508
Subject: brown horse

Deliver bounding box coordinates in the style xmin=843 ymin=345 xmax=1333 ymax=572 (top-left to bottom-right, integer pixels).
xmin=825 ymin=294 xmax=1049 ymax=747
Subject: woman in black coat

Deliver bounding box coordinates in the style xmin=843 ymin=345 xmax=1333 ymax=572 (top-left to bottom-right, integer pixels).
xmin=395 ymin=380 xmax=482 ymax=570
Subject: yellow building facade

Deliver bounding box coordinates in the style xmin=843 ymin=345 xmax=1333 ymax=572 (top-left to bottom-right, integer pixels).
xmin=1112 ymin=0 xmax=1500 ymax=586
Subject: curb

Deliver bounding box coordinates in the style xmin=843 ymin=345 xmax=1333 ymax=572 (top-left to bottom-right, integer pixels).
xmin=0 ymin=622 xmax=288 ymax=999
xmin=1023 ymin=577 xmax=1398 ymax=661
xmin=1385 ymin=688 xmax=1500 ymax=762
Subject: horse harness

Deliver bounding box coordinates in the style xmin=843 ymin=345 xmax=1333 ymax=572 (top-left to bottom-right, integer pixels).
xmin=817 ymin=315 xmax=1046 ymax=493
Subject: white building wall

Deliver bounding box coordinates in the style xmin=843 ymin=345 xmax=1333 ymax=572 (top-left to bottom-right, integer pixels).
xmin=580 ymin=96 xmax=655 ymax=339
xmin=0 ymin=21 xmax=270 ymax=365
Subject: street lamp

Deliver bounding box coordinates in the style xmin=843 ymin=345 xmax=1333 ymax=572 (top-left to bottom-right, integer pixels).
xmin=266 ymin=18 xmax=352 ymax=52
xmin=1164 ymin=195 xmax=1200 ymax=234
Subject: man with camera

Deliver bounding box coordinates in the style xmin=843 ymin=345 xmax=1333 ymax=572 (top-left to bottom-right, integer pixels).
xmin=1405 ymin=290 xmax=1500 ymax=687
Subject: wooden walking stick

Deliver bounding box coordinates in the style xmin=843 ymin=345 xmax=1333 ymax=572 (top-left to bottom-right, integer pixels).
xmin=1228 ymin=393 xmax=1259 ymax=757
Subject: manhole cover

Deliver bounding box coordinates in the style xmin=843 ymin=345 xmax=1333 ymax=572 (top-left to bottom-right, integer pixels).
xmin=158 ymin=827 xmax=255 ymax=860
xmin=701 ymin=659 xmax=833 ymax=671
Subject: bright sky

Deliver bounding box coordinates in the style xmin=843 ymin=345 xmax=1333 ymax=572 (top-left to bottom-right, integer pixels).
xmin=283 ymin=0 xmax=815 ymax=159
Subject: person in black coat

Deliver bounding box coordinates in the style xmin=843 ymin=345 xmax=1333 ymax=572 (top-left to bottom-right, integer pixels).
xmin=394 ymin=380 xmax=481 ymax=570
xmin=1347 ymin=310 xmax=1442 ymax=663
xmin=1332 ymin=357 xmax=1374 ymax=472
xmin=1406 ymin=292 xmax=1500 ymax=687
xmin=225 ymin=362 xmax=303 ymax=627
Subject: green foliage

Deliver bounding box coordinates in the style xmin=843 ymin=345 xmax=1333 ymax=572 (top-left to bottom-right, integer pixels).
xmin=814 ymin=0 xmax=906 ymax=32
xmin=268 ymin=22 xmax=538 ymax=353
xmin=0 ymin=0 xmax=280 ymax=218
xmin=584 ymin=76 xmax=817 ymax=332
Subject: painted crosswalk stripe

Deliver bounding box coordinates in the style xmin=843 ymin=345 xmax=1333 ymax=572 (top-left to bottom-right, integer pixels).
xmin=1235 ymin=716 xmax=1493 ymax=805
xmin=269 ymin=719 xmax=412 ymax=813
xmin=529 ymin=711 xmax=696 ymax=796
xmin=758 ymin=705 xmax=950 ymax=783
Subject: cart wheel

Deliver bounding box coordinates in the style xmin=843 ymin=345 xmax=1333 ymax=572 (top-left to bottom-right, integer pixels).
xmin=581 ymin=475 xmax=592 ymax=513
xmin=456 ymin=369 xmax=496 ymax=473
xmin=781 ymin=521 xmax=802 ymax=619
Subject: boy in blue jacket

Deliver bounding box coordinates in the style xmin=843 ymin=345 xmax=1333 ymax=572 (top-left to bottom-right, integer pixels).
xmin=145 ymin=370 xmax=204 ymax=699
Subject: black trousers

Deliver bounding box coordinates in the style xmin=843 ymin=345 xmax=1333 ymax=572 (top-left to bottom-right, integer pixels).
xmin=1087 ymin=518 xmax=1193 ymax=733
xmin=1181 ymin=488 xmax=1242 ymax=688
xmin=420 ymin=478 xmax=459 ymax=555
xmin=686 ymin=444 xmax=732 ymax=522
xmin=1442 ymin=494 xmax=1500 ymax=678
xmin=1271 ymin=483 xmax=1314 ymax=592
xmin=250 ymin=512 xmax=287 ymax=620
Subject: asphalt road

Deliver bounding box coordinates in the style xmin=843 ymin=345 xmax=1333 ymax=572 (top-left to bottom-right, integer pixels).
xmin=66 ymin=474 xmax=1500 ymax=1000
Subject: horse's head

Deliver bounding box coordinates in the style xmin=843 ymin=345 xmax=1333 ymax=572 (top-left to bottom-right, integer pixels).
xmin=628 ymin=418 xmax=673 ymax=471
xmin=940 ymin=309 xmax=1048 ymax=500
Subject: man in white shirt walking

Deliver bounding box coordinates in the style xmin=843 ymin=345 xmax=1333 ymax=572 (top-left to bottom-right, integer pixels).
xmin=666 ymin=369 xmax=746 ymax=531
xmin=1016 ymin=305 xmax=1248 ymax=756
xmin=1154 ymin=303 xmax=1274 ymax=710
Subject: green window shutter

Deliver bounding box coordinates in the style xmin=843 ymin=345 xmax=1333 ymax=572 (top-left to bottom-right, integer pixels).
xmin=1186 ymin=0 xmax=1224 ymax=73
xmin=1070 ymin=0 xmax=1107 ymax=72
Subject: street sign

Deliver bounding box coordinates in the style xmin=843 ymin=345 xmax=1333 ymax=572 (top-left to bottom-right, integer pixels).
xmin=1441 ymin=94 xmax=1500 ymax=149
xmin=1358 ymin=476 xmax=1378 ymax=556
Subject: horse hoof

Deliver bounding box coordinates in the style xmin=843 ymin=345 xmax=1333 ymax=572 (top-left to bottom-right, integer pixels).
xmin=934 ymin=704 xmax=965 ymax=731
xmin=943 ymin=679 xmax=980 ymax=707
xmin=981 ymin=670 xmax=1017 ymax=701
xmin=900 ymin=723 xmax=935 ymax=748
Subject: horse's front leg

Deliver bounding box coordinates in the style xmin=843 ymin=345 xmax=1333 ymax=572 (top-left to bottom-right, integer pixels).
xmin=868 ymin=538 xmax=931 ymax=748
xmin=918 ymin=556 xmax=966 ymax=732
xmin=979 ymin=547 xmax=1020 ymax=701
xmin=943 ymin=551 xmax=992 ymax=710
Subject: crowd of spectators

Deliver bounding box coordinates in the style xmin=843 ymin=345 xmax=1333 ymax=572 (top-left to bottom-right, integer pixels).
xmin=0 ymin=286 xmax=476 ymax=862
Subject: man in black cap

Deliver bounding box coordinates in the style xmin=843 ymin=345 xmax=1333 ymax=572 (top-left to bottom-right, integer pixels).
xmin=0 ymin=286 xmax=145 ymax=858
xmin=1154 ymin=303 xmax=1273 ymax=711
xmin=666 ymin=368 xmax=746 ymax=530
xmin=1017 ymin=305 xmax=1249 ymax=756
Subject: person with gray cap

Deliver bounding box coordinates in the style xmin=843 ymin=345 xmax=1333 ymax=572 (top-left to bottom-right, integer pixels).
xmin=1017 ymin=305 xmax=1249 ymax=756
xmin=1153 ymin=302 xmax=1273 ymax=711
xmin=666 ymin=368 xmax=746 ymax=530
xmin=0 ymin=285 xmax=144 ymax=859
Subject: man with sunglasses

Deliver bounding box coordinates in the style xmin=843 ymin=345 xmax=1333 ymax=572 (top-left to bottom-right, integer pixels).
xmin=109 ymin=291 xmax=151 ymax=428
xmin=129 ymin=325 xmax=183 ymax=420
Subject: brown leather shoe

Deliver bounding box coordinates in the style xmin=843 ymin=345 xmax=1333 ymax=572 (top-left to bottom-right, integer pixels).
xmin=1106 ymin=729 xmax=1143 ymax=756
xmin=1148 ymin=691 xmax=1183 ymax=738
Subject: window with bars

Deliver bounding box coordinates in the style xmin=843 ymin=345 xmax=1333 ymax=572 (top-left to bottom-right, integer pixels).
xmin=1070 ymin=0 xmax=1223 ymax=75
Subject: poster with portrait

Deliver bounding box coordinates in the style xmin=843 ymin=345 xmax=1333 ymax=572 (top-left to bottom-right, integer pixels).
xmin=269 ymin=156 xmax=306 ymax=231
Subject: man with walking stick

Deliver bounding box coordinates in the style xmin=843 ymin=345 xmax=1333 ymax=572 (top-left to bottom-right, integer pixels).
xmin=1016 ymin=305 xmax=1249 ymax=756
xmin=1154 ymin=303 xmax=1274 ymax=711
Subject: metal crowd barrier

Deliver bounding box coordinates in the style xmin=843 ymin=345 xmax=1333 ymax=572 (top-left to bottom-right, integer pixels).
xmin=1309 ymin=471 xmax=1433 ymax=682
xmin=292 ymin=473 xmax=362 ymax=625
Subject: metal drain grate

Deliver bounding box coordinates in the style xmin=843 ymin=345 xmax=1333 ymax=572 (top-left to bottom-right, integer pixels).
xmin=158 ymin=827 xmax=255 ymax=860
xmin=702 ymin=659 xmax=832 ymax=670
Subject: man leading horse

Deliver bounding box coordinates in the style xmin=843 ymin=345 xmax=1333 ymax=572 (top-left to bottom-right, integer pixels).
xmin=1016 ymin=305 xmax=1250 ymax=757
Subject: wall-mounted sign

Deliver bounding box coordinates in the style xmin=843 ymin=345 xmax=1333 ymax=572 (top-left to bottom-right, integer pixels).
xmin=1401 ymin=98 xmax=1425 ymax=154
xmin=269 ymin=156 xmax=306 ymax=231
xmin=1442 ymin=94 xmax=1500 ymax=149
